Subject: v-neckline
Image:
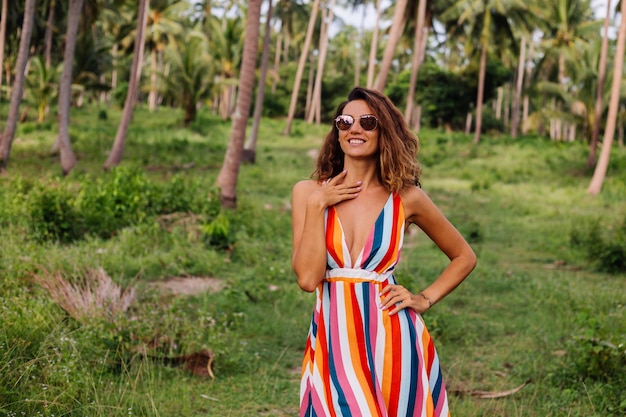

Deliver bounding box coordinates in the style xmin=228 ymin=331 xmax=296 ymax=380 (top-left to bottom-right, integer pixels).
xmin=334 ymin=193 xmax=392 ymax=267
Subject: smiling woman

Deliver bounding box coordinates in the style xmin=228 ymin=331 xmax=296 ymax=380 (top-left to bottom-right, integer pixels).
xmin=291 ymin=87 xmax=477 ymax=416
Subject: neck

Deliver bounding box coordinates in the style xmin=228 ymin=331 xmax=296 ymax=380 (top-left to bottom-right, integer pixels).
xmin=343 ymin=158 xmax=380 ymax=190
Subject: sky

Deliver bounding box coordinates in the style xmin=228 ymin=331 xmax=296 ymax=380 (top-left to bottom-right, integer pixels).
xmin=331 ymin=0 xmax=617 ymax=33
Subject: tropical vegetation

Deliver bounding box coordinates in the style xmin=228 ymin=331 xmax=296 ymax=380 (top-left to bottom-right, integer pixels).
xmin=0 ymin=0 xmax=625 ymax=415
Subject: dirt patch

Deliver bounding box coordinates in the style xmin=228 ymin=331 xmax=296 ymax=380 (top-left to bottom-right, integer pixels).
xmin=150 ymin=276 xmax=225 ymax=296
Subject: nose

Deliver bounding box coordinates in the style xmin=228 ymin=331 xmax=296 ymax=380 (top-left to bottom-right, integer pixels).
xmin=349 ymin=119 xmax=364 ymax=132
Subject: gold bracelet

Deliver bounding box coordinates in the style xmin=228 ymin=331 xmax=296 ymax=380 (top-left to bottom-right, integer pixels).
xmin=418 ymin=292 xmax=433 ymax=308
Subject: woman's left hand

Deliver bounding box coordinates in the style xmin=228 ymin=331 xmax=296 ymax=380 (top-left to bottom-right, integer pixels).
xmin=380 ymin=284 xmax=430 ymax=315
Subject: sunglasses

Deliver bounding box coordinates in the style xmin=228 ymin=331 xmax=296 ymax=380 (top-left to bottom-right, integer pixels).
xmin=335 ymin=114 xmax=378 ymax=131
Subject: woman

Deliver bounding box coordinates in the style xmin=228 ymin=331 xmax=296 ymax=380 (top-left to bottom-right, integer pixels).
xmin=291 ymin=87 xmax=477 ymax=416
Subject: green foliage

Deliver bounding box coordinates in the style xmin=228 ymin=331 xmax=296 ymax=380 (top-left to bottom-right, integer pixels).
xmin=1 ymin=106 xmax=626 ymax=416
xmin=16 ymin=167 xmax=222 ymax=243
xmin=570 ymin=215 xmax=626 ymax=274
xmin=387 ymin=59 xmax=512 ymax=131
xmin=550 ymin=310 xmax=626 ymax=416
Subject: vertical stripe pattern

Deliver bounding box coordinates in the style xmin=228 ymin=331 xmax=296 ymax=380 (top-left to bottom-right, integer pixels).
xmin=301 ymin=194 xmax=450 ymax=417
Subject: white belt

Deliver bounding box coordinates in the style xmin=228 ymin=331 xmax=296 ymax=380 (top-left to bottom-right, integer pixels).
xmin=325 ymin=268 xmax=393 ymax=283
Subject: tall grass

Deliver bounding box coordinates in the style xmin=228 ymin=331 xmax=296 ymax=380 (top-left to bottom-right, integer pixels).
xmin=1 ymin=105 xmax=625 ymax=416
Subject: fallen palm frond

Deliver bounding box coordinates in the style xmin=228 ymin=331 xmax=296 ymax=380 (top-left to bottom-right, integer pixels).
xmin=32 ymin=267 xmax=136 ymax=322
xmin=451 ymin=379 xmax=532 ymax=399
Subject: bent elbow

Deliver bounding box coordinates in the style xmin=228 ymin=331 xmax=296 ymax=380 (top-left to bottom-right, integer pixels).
xmin=298 ymin=280 xmax=318 ymax=292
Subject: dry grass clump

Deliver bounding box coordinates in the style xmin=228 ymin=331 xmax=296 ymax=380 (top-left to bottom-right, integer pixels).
xmin=32 ymin=267 xmax=136 ymax=322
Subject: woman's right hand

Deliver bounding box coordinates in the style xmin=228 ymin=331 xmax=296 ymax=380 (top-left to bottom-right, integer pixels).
xmin=308 ymin=170 xmax=362 ymax=210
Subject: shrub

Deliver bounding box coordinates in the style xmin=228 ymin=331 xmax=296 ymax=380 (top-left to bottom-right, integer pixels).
xmin=27 ymin=182 xmax=81 ymax=243
xmin=75 ymin=167 xmax=156 ymax=238
xmin=552 ymin=311 xmax=626 ymax=416
xmin=570 ymin=215 xmax=626 ymax=274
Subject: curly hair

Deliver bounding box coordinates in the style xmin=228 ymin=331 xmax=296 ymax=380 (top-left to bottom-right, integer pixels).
xmin=312 ymin=87 xmax=422 ymax=191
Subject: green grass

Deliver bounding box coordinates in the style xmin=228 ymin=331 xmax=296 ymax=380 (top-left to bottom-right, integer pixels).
xmin=1 ymin=104 xmax=625 ymax=416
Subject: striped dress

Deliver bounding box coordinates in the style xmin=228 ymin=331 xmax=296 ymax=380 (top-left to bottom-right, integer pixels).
xmin=300 ymin=193 xmax=450 ymax=417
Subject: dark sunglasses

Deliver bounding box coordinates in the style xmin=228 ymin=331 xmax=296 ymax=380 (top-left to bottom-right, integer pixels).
xmin=335 ymin=114 xmax=378 ymax=131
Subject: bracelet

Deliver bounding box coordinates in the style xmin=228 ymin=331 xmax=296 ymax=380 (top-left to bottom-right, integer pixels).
xmin=418 ymin=293 xmax=434 ymax=308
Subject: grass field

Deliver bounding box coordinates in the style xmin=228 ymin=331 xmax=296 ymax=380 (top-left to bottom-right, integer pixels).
xmin=1 ymin=105 xmax=625 ymax=416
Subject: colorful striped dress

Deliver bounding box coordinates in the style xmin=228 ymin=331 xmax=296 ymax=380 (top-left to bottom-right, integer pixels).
xmin=300 ymin=193 xmax=450 ymax=417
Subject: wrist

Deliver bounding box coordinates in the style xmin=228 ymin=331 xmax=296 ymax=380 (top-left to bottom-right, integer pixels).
xmin=418 ymin=292 xmax=434 ymax=309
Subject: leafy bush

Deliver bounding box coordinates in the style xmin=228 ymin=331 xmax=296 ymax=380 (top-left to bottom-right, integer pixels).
xmin=551 ymin=311 xmax=626 ymax=416
xmin=19 ymin=168 xmax=224 ymax=243
xmin=27 ymin=182 xmax=81 ymax=243
xmin=570 ymin=215 xmax=626 ymax=273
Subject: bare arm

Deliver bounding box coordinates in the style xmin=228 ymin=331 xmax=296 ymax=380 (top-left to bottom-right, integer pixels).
xmin=291 ymin=171 xmax=362 ymax=292
xmin=381 ymin=186 xmax=477 ymax=314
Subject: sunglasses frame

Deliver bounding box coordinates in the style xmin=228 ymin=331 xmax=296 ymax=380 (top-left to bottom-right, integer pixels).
xmin=335 ymin=114 xmax=378 ymax=131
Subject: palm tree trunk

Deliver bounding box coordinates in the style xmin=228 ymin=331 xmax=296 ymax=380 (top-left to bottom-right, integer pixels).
xmin=272 ymin=31 xmax=281 ymax=93
xmin=0 ymin=0 xmax=7 ymax=100
xmin=522 ymin=38 xmax=534 ymax=134
xmin=587 ymin=0 xmax=612 ymax=169
xmin=104 ymin=0 xmax=148 ymax=170
xmin=282 ymin=0 xmax=320 ymax=135
xmin=374 ymin=0 xmax=408 ymax=91
xmin=510 ymin=34 xmax=526 ymax=138
xmin=307 ymin=1 xmax=336 ymax=124
xmin=148 ymin=49 xmax=157 ymax=111
xmin=57 ymin=0 xmax=84 ymax=176
xmin=495 ymin=87 xmax=502 ymax=119
xmin=217 ymin=0 xmax=262 ymax=208
xmin=366 ymin=0 xmax=383 ymax=88
xmin=44 ymin=0 xmax=56 ymax=69
xmin=404 ymin=0 xmax=427 ymax=122
xmin=587 ymin=0 xmax=626 ymax=195
xmin=243 ymin=0 xmax=273 ymax=163
xmin=473 ymin=41 xmax=488 ymax=144
xmin=0 ymin=0 xmax=35 ymax=172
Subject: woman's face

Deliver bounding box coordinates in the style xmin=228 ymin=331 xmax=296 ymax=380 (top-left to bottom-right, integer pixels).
xmin=336 ymin=99 xmax=380 ymax=160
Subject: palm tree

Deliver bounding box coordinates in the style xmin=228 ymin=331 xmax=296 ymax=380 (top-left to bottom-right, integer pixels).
xmin=145 ymin=0 xmax=185 ymax=112
xmin=306 ymin=0 xmax=337 ymax=124
xmin=588 ymin=0 xmax=612 ymax=168
xmin=158 ymin=28 xmax=214 ymax=126
xmin=404 ymin=0 xmax=429 ymax=124
xmin=0 ymin=0 xmax=9 ymax=95
xmin=374 ymin=0 xmax=408 ymax=91
xmin=43 ymin=0 xmax=57 ymax=69
xmin=534 ymin=0 xmax=600 ymax=140
xmin=217 ymin=0 xmax=262 ymax=208
xmin=243 ymin=0 xmax=274 ymax=163
xmin=282 ymin=0 xmax=320 ymax=135
xmin=56 ymin=0 xmax=84 ymax=175
xmin=25 ymin=56 xmax=60 ymax=123
xmin=441 ymin=0 xmax=529 ymax=144
xmin=104 ymin=0 xmax=149 ymax=170
xmin=205 ymin=14 xmax=245 ymax=119
xmin=366 ymin=0 xmax=383 ymax=88
xmin=0 ymin=0 xmax=36 ymax=172
xmin=587 ymin=0 xmax=625 ymax=195
xmin=272 ymin=0 xmax=308 ymax=93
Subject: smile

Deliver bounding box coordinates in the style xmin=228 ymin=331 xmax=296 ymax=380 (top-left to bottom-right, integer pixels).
xmin=348 ymin=139 xmax=366 ymax=144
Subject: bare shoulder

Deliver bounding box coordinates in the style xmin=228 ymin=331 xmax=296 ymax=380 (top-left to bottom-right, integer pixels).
xmin=293 ymin=179 xmax=320 ymax=195
xmin=399 ymin=185 xmax=439 ymax=225
xmin=292 ymin=179 xmax=320 ymax=203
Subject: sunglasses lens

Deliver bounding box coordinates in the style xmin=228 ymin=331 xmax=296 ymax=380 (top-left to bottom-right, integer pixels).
xmin=360 ymin=115 xmax=378 ymax=131
xmin=335 ymin=115 xmax=354 ymax=130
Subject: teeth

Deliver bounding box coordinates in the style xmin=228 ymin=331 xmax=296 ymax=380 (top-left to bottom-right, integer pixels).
xmin=349 ymin=139 xmax=365 ymax=144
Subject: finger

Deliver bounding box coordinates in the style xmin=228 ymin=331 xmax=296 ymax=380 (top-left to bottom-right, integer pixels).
xmin=380 ymin=284 xmax=398 ymax=296
xmin=328 ymin=170 xmax=348 ymax=185
xmin=388 ymin=303 xmax=404 ymax=315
